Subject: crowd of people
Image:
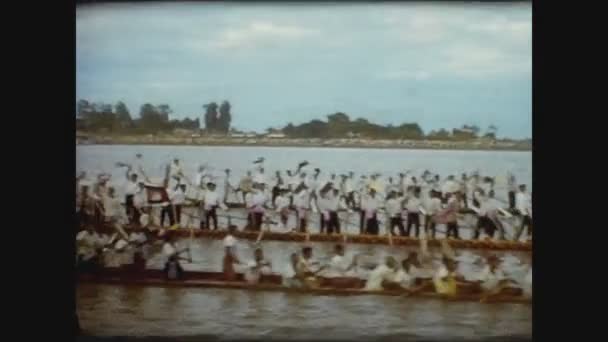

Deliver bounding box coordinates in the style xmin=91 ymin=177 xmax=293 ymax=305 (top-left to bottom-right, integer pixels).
xmin=76 ymin=154 xmax=533 ymax=241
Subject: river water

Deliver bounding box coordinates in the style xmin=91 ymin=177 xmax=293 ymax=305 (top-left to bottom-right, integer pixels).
xmin=76 ymin=145 xmax=532 ymax=339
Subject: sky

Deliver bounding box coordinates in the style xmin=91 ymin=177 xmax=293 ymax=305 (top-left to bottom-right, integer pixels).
xmin=76 ymin=2 xmax=531 ymax=139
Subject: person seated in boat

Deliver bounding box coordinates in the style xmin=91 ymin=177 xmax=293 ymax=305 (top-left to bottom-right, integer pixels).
xmin=363 ymin=256 xmax=400 ymax=291
xmin=295 ymin=246 xmax=326 ymax=288
xmin=162 ymin=232 xmax=190 ymax=280
xmin=522 ymin=266 xmax=532 ymax=299
xmin=432 ymin=256 xmax=459 ymax=297
xmin=223 ymin=225 xmax=241 ymax=281
xmin=128 ymin=226 xmax=149 ymax=270
xmin=76 ymin=226 xmax=102 ymax=273
xmin=473 ymin=255 xmax=522 ymax=301
xmin=243 ymin=248 xmax=273 ymax=284
xmin=318 ymin=244 xmax=361 ymax=288
xmin=283 ymin=252 xmax=302 ymax=287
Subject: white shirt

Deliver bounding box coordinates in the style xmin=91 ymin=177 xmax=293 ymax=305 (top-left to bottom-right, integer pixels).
xmin=341 ymin=179 xmax=353 ymax=193
xmin=516 ymin=192 xmax=532 ymax=216
xmin=405 ymin=196 xmax=422 ymax=213
xmin=477 ymin=265 xmax=505 ymax=291
xmin=203 ymin=190 xmax=221 ymax=210
xmin=425 ymin=197 xmax=442 ymax=216
xmin=253 ymin=172 xmax=266 ymax=185
xmin=318 ymin=192 xmax=340 ymax=212
xmin=223 ymin=234 xmax=237 ymax=248
xmin=162 ymin=242 xmax=179 ymax=264
xmin=294 ymin=190 xmax=311 ymax=209
xmin=393 ymin=268 xmax=414 ymax=289
xmin=275 ymin=195 xmax=290 ymax=211
xmin=125 ymin=181 xmax=138 ymax=196
xmin=364 ymin=264 xmax=396 ymax=291
xmin=386 ymin=197 xmax=405 ymax=217
xmin=251 ymin=191 xmax=268 ymax=212
xmin=441 ymin=180 xmax=460 ymax=194
xmin=103 ymin=195 xmax=122 ymax=219
xmin=478 ymin=197 xmax=499 ymax=216
xmin=170 ymin=188 xmax=186 ymax=205
xmin=129 ymin=232 xmax=147 ymax=244
xmin=322 ymin=254 xmax=351 ymax=278
xmin=134 ymin=189 xmax=147 ymax=208
xmin=244 ymin=259 xmax=272 ymax=283
xmin=361 ymin=195 xmax=380 ymax=212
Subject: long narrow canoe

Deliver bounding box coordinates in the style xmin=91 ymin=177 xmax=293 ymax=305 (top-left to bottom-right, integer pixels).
xmin=146 ymin=229 xmax=532 ymax=252
xmin=78 ymin=268 xmax=530 ymax=304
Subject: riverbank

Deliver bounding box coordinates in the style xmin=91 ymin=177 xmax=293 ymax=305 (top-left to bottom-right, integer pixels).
xmin=76 ymin=134 xmax=532 ymax=151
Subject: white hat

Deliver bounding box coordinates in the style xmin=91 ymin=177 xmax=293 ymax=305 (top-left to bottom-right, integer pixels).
xmin=139 ymin=214 xmax=150 ymax=227
xmin=114 ymin=239 xmax=128 ymax=251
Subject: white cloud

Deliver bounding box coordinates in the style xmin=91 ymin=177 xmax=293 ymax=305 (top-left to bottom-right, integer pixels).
xmin=208 ymin=21 xmax=320 ymax=50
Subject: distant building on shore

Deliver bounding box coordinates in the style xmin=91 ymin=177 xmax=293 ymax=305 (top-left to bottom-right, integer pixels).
xmin=265 ymin=132 xmax=286 ymax=139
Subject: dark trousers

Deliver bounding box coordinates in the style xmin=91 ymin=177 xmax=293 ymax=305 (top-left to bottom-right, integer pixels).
xmin=125 ymin=195 xmax=135 ymax=223
xmin=359 ymin=210 xmax=366 ymax=234
xmin=425 ymin=215 xmax=436 ymax=238
xmin=365 ymin=214 xmax=379 ymax=235
xmin=345 ymin=192 xmax=356 ymax=209
xmin=201 ymin=207 xmax=218 ymax=230
xmin=515 ymin=215 xmax=532 ymax=240
xmin=446 ymin=221 xmax=460 ymax=239
xmin=325 ymin=211 xmax=341 ymax=234
xmin=299 ymin=218 xmax=307 ymax=233
xmin=164 ymin=260 xmax=184 ymax=280
xmin=508 ymin=191 xmax=516 ymax=210
xmin=390 ymin=216 xmax=406 ymax=236
xmin=474 ymin=216 xmax=496 ymax=239
xmin=252 ymin=212 xmax=264 ymax=231
xmin=406 ymin=212 xmax=421 ymax=237
xmin=161 ymin=205 xmax=176 ymax=227
xmin=174 ymin=205 xmax=182 ymax=224
xmin=272 ymin=186 xmax=280 ymax=206
xmin=461 ymin=192 xmax=468 ymax=208
xmin=320 ymin=214 xmax=326 ymax=233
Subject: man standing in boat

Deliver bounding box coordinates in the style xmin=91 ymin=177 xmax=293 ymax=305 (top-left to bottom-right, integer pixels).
xmin=405 ymin=187 xmax=423 ymax=237
xmin=385 ymin=190 xmax=406 ymax=236
xmin=162 ymin=231 xmax=190 ymax=280
xmin=202 ymin=181 xmax=227 ymax=230
xmin=362 ymin=188 xmax=380 ymax=235
xmin=124 ymin=167 xmax=139 ymax=224
xmin=293 ymin=183 xmax=311 ymax=233
xmin=514 ymin=184 xmax=532 ymax=241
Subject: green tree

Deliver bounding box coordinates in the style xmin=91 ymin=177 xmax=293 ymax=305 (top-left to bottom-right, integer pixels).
xmin=203 ymin=102 xmax=219 ymax=132
xmin=217 ymin=101 xmax=232 ymax=134
xmin=114 ymin=101 xmax=133 ymax=130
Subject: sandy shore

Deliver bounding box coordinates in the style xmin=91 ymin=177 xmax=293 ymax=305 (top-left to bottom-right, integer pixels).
xmin=76 ymin=134 xmax=531 ymax=151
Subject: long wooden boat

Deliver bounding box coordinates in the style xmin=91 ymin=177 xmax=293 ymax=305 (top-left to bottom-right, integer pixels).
xmin=145 ymin=229 xmax=532 ymax=252
xmin=78 ymin=268 xmax=530 ymax=304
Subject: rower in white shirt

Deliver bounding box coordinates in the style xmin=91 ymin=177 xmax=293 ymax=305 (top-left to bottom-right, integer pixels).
xmin=340 ymin=173 xmax=356 ymax=209
xmin=223 ymin=225 xmax=241 ymax=281
xmin=124 ymin=168 xmax=139 ymax=224
xmin=424 ymin=190 xmax=442 ymax=239
xmin=473 ymin=255 xmax=522 ymax=301
xmin=433 ymin=257 xmax=459 ymax=296
xmin=249 ymin=183 xmax=270 ymax=231
xmin=405 ymin=188 xmax=423 ymax=237
xmin=514 ymin=184 xmax=532 ymax=241
xmin=361 ymin=188 xmax=381 ymax=235
xmin=283 ymin=253 xmax=301 ymax=287
xmin=162 ymin=232 xmax=190 ymax=280
xmin=318 ymin=186 xmax=342 ymax=234
xmin=385 ymin=190 xmax=406 ymax=236
xmin=76 ymin=226 xmax=102 ymax=272
xmin=202 ymin=182 xmax=228 ymax=230
xmin=364 ymin=256 xmax=400 ymax=291
xmin=274 ymin=188 xmax=291 ymax=231
xmin=243 ymin=248 xmax=273 ymax=284
xmin=169 ymin=184 xmax=186 ymax=225
xmin=253 ymin=167 xmax=267 ymax=185
xmin=293 ymin=184 xmax=311 ymax=233
xmin=102 ymin=187 xmax=124 ymax=225
xmin=133 ymin=182 xmax=148 ymax=225
xmin=295 ymin=246 xmax=325 ymax=288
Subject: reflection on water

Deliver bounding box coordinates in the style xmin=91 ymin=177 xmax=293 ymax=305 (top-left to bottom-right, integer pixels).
xmin=78 ymin=284 xmax=532 ymax=339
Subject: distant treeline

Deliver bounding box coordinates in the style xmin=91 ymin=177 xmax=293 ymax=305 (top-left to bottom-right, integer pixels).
xmin=76 ymin=99 xmax=231 ymax=134
xmin=279 ymin=112 xmax=497 ymax=141
xmin=76 ymin=99 xmax=498 ymax=140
